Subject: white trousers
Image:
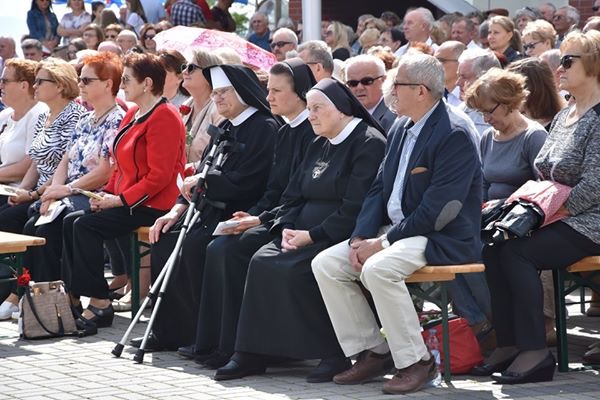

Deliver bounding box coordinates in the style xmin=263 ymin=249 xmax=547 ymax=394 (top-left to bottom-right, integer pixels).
xmin=312 ymin=234 xmax=429 ymax=369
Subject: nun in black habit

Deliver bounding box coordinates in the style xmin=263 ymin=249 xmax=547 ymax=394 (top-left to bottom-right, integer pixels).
xmin=130 ymin=65 xmax=280 ymax=350
xmin=186 ymin=59 xmax=319 ymax=367
xmin=215 ymin=79 xmax=387 ymax=382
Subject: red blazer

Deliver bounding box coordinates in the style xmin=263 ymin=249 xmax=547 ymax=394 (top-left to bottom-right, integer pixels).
xmin=105 ymin=99 xmax=186 ymax=211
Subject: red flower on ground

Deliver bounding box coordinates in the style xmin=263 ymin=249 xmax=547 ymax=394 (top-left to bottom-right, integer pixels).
xmin=16 ymin=268 xmax=31 ymax=287
xmin=179 ymin=104 xmax=192 ymax=116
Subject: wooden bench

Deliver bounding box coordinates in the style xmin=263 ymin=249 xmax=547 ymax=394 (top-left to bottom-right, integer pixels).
xmin=406 ymin=263 xmax=485 ymax=382
xmin=130 ymin=227 xmax=151 ymax=318
xmin=0 ymin=232 xmax=46 ymax=295
xmin=553 ymin=256 xmax=600 ymax=372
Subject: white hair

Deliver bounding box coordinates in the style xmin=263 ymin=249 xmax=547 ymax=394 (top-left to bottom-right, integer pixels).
xmin=344 ymin=54 xmax=386 ymax=81
xmin=273 ymin=27 xmax=298 ymax=45
xmin=458 ymin=48 xmax=501 ymax=78
xmin=413 ymin=7 xmax=435 ymax=31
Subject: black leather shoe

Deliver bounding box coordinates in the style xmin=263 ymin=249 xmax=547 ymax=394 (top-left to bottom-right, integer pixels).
xmin=470 ymin=354 xmax=518 ymax=376
xmin=129 ymin=333 xmax=165 ymax=351
xmin=306 ymin=356 xmax=352 ymax=383
xmin=201 ymin=351 xmax=234 ymax=369
xmin=76 ymin=303 xmax=114 ymax=329
xmin=178 ymin=345 xmax=200 ymax=359
xmin=492 ymin=352 xmax=555 ymax=384
xmin=214 ymin=353 xmax=266 ymax=381
xmin=71 ymin=303 xmax=84 ymax=319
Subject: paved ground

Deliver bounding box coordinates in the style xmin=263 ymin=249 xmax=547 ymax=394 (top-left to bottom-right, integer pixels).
xmin=0 ymin=293 xmax=598 ymax=400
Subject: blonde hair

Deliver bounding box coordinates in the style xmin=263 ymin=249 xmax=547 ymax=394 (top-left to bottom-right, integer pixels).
xmin=36 ymin=57 xmax=79 ymax=100
xmin=522 ymin=19 xmax=557 ymax=48
xmin=465 ymin=67 xmax=529 ymax=113
xmin=192 ymin=49 xmax=224 ymax=69
xmin=560 ymin=30 xmax=600 ymax=83
xmin=329 ymin=21 xmax=351 ymax=51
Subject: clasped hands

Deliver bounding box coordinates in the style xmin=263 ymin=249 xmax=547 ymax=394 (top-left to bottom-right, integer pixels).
xmin=349 ymin=237 xmax=384 ymax=272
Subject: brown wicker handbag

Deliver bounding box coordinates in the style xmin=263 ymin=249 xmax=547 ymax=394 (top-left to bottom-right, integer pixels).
xmin=20 ymin=281 xmax=77 ymax=339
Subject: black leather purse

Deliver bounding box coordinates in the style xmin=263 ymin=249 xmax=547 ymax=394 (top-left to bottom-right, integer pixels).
xmin=481 ymin=199 xmax=545 ymax=245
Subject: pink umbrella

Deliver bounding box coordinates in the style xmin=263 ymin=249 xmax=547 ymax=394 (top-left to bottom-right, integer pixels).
xmin=154 ymin=26 xmax=277 ymax=72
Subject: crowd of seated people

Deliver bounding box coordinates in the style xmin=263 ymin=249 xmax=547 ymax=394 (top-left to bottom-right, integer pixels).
xmin=0 ymin=2 xmax=599 ymax=396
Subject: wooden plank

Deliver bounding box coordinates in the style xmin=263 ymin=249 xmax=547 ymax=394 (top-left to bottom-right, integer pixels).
xmin=0 ymin=231 xmax=45 ymax=252
xmin=0 ymin=245 xmax=28 ymax=254
xmin=417 ymin=264 xmax=485 ymax=274
xmin=406 ymin=272 xmax=455 ymax=283
xmin=567 ymin=256 xmax=600 ymax=273
xmin=136 ymin=226 xmax=151 ymax=243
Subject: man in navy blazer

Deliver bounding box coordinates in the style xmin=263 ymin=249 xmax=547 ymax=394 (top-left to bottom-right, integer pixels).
xmin=312 ymin=53 xmax=482 ymax=395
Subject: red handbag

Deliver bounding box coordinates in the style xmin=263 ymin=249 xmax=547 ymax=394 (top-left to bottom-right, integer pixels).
xmin=421 ymin=317 xmax=483 ymax=374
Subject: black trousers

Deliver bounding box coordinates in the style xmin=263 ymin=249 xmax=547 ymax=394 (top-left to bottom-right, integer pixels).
xmin=0 ymin=201 xmax=33 ymax=233
xmin=64 ymin=206 xmax=164 ymax=299
xmin=482 ymin=221 xmax=600 ymax=351
xmin=195 ymin=224 xmax=273 ymax=354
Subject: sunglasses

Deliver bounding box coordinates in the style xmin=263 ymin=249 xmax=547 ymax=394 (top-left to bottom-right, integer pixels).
xmin=144 ymin=34 xmax=155 ymax=40
xmin=594 ymin=5 xmax=600 ymax=11
xmin=270 ymin=41 xmax=292 ymax=49
xmin=180 ymin=63 xmax=201 ymax=74
xmin=346 ymin=76 xmax=383 ymax=88
xmin=34 ymin=78 xmax=55 ymax=85
xmin=523 ymin=41 xmax=541 ymax=51
xmin=560 ymin=54 xmax=582 ymax=69
xmin=78 ymin=77 xmax=101 ymax=85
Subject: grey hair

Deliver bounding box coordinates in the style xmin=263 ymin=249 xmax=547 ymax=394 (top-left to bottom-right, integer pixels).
xmin=514 ymin=7 xmax=541 ymax=21
xmin=539 ymin=49 xmax=561 ymax=72
xmin=297 ymin=40 xmax=334 ymax=72
xmin=21 ymin=38 xmax=43 ymax=51
xmin=559 ymin=6 xmax=580 ymax=25
xmin=541 ymin=2 xmax=556 ymax=13
xmin=344 ymin=54 xmax=386 ymax=80
xmin=414 ymin=7 xmax=435 ymax=31
xmin=479 ymin=20 xmax=489 ymax=39
xmin=458 ymin=48 xmax=501 ymax=78
xmin=397 ymin=53 xmax=444 ymax=99
xmin=273 ymin=27 xmax=298 ymax=45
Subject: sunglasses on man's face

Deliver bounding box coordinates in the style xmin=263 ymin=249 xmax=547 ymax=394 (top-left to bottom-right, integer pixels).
xmin=270 ymin=41 xmax=292 ymax=50
xmin=560 ymin=54 xmax=582 ymax=69
xmin=593 ymin=5 xmax=600 ymax=11
xmin=346 ymin=76 xmax=383 ymax=88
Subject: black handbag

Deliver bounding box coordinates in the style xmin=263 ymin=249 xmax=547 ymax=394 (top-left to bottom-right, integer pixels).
xmin=482 ymin=199 xmax=545 ymax=245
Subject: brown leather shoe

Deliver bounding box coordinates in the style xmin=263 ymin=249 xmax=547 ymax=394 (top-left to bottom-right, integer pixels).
xmin=382 ymin=355 xmax=437 ymax=394
xmin=333 ymin=350 xmax=394 ymax=385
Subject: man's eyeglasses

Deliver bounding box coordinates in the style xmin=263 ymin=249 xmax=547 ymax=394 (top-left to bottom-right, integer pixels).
xmin=523 ymin=41 xmax=541 ymax=51
xmin=34 ymin=78 xmax=55 ymax=85
xmin=78 ymin=77 xmax=101 ymax=85
xmin=346 ymin=76 xmax=383 ymax=88
xmin=392 ymin=81 xmax=430 ymax=91
xmin=270 ymin=41 xmax=292 ymax=49
xmin=481 ymin=102 xmax=501 ymax=117
xmin=0 ymin=78 xmax=18 ymax=85
xmin=180 ymin=63 xmax=202 ymax=74
xmin=560 ymin=54 xmax=582 ymax=69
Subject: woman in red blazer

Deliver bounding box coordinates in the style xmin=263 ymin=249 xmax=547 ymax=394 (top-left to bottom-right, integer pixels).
xmin=64 ymin=52 xmax=186 ymax=334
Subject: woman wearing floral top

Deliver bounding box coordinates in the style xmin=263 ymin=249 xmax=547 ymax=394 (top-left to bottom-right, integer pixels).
xmin=57 ymin=0 xmax=92 ymax=45
xmin=23 ymin=52 xmax=125 ymax=287
xmin=0 ymin=58 xmax=85 ymax=319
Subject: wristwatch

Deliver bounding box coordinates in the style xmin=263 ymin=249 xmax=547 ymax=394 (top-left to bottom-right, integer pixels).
xmin=380 ymin=235 xmax=391 ymax=249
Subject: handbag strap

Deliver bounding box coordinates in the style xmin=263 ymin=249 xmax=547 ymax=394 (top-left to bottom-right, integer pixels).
xmin=24 ymin=287 xmax=65 ymax=337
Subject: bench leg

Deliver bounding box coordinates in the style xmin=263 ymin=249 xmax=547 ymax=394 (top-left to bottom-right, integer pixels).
xmin=440 ymin=282 xmax=451 ymax=383
xmin=553 ymin=268 xmax=569 ymax=372
xmin=131 ymin=233 xmax=140 ymax=318
xmin=15 ymin=254 xmax=23 ymax=297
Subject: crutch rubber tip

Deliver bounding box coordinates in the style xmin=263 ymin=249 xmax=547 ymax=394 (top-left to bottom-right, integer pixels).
xmin=133 ymin=349 xmax=145 ymax=364
xmin=112 ymin=343 xmax=124 ymax=357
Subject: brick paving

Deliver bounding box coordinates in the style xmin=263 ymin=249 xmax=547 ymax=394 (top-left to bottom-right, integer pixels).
xmin=0 ymin=293 xmax=598 ymax=400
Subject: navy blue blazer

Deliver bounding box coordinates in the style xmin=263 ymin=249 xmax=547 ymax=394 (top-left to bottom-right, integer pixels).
xmin=351 ymin=101 xmax=482 ymax=265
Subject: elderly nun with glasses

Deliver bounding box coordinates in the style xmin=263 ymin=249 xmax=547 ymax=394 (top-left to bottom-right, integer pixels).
xmin=129 ymin=64 xmax=280 ymax=352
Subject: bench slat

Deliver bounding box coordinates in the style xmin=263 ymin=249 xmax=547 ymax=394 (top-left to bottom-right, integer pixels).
xmin=567 ymin=256 xmax=600 ymax=273
xmin=406 ymin=273 xmax=455 ymax=283
xmin=136 ymin=226 xmax=151 ymax=243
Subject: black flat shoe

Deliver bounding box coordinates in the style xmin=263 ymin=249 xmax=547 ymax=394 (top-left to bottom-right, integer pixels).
xmin=492 ymin=352 xmax=555 ymax=384
xmin=470 ymin=354 xmax=518 ymax=376
xmin=71 ymin=303 xmax=84 ymax=319
xmin=130 ymin=333 xmax=165 ymax=352
xmin=306 ymin=356 xmax=352 ymax=383
xmin=76 ymin=303 xmax=114 ymax=329
xmin=108 ymin=285 xmax=126 ymax=300
xmin=178 ymin=345 xmax=202 ymax=359
xmin=200 ymin=351 xmax=233 ymax=369
xmin=214 ymin=353 xmax=266 ymax=381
